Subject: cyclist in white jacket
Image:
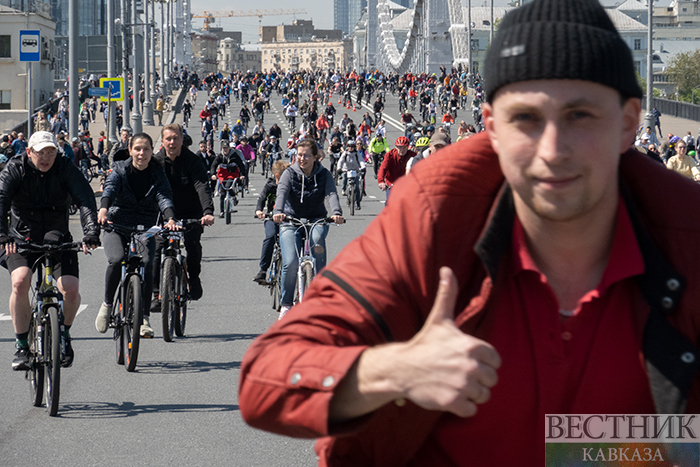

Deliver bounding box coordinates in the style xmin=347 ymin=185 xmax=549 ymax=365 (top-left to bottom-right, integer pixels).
xmin=337 ymin=139 xmax=366 ymax=210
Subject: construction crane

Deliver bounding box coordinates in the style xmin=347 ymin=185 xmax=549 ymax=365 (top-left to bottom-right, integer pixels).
xmin=192 ymin=9 xmax=309 ymax=32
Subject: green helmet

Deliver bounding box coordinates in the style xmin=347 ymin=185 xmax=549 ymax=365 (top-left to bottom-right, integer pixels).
xmin=415 ymin=137 xmax=430 ymax=148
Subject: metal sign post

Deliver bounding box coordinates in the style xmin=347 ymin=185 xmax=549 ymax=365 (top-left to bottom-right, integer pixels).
xmin=20 ymin=29 xmax=41 ymax=135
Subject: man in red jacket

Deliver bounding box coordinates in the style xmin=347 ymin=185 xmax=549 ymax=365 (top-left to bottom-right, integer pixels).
xmin=239 ymin=0 xmax=700 ymax=465
xmin=377 ymin=136 xmax=414 ymax=201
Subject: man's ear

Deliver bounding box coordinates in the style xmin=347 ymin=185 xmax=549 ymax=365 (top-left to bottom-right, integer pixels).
xmin=483 ymin=103 xmax=499 ymax=153
xmin=620 ymin=98 xmax=642 ymax=154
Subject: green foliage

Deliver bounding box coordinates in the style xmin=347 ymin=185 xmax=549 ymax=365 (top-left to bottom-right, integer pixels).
xmin=666 ymin=50 xmax=700 ymax=98
xmin=635 ymin=72 xmax=662 ymax=99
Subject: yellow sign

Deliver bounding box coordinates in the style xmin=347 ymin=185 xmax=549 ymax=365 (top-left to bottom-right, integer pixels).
xmin=99 ymin=77 xmax=124 ymax=102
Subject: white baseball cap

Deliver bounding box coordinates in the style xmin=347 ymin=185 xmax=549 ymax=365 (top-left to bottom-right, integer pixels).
xmin=28 ymin=131 xmax=59 ymax=151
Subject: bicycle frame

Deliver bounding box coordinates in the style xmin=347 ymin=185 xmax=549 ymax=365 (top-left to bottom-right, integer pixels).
xmin=284 ymin=217 xmax=333 ymax=304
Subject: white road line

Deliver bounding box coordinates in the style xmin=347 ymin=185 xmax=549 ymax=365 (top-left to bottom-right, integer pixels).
xmin=368 ymin=195 xmax=377 ymax=199
xmin=1 ymin=305 xmax=88 ymax=323
xmin=76 ymin=304 xmax=88 ymax=316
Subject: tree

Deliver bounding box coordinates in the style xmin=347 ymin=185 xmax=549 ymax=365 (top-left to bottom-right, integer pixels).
xmin=666 ymin=50 xmax=700 ymax=100
xmin=636 ymin=72 xmax=662 ymax=99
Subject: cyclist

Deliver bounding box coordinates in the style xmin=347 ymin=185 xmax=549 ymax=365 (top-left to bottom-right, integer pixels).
xmin=406 ymin=133 xmax=448 ymax=174
xmin=189 ymin=84 xmax=198 ymax=104
xmin=182 ymin=99 xmax=193 ymax=127
xmin=211 ymin=140 xmax=247 ymax=218
xmin=272 ymin=138 xmax=344 ymax=319
xmin=368 ymin=131 xmax=390 ymax=179
xmin=232 ymin=119 xmax=246 ymax=138
xmin=96 ymin=132 xmax=178 ymax=338
xmin=1 ymin=131 xmax=99 ymax=370
xmin=253 ymin=160 xmax=290 ymax=284
xmin=237 ymin=136 xmax=255 ymax=193
xmin=401 ymin=110 xmax=418 ymax=137
xmin=201 ymin=116 xmax=215 ymax=144
xmin=219 ymin=123 xmax=232 ymax=142
xmin=378 ymin=136 xmax=416 ymax=201
xmin=338 ymin=139 xmax=366 ymax=211
xmin=152 ymin=124 xmax=215 ymax=305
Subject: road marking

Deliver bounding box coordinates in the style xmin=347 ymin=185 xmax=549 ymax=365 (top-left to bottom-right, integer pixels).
xmin=368 ymin=195 xmax=377 ymax=199
xmin=1 ymin=305 xmax=88 ymax=323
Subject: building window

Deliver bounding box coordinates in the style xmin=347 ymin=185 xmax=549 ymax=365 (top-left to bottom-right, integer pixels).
xmin=0 ymin=90 xmax=10 ymax=109
xmin=471 ymin=39 xmax=479 ymax=50
xmin=634 ymin=38 xmax=642 ymax=50
xmin=634 ymin=60 xmax=641 ymax=75
xmin=0 ymin=36 xmax=10 ymax=58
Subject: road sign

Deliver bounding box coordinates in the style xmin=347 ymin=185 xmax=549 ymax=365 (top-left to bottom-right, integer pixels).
xmin=19 ymin=30 xmax=41 ymax=62
xmin=88 ymin=87 xmax=110 ymax=97
xmin=99 ymin=77 xmax=124 ymax=102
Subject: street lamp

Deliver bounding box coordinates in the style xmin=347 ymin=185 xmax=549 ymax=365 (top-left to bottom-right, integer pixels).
xmin=130 ymin=0 xmax=142 ymax=133
xmin=117 ymin=0 xmax=132 ymax=134
xmin=142 ymin=0 xmax=155 ymax=126
xmin=643 ymin=0 xmax=655 ymax=134
xmin=692 ymin=85 xmax=700 ymax=105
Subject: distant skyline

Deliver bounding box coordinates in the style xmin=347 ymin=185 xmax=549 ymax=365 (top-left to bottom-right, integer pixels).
xmin=188 ymin=0 xmax=671 ymax=44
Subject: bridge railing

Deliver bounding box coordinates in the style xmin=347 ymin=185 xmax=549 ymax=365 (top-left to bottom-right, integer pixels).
xmin=642 ymin=97 xmax=700 ymax=123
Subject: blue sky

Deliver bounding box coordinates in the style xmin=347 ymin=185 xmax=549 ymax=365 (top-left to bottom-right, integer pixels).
xmin=189 ymin=0 xmax=669 ymax=44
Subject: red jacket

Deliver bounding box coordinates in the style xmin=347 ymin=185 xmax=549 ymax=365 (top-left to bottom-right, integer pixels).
xmin=377 ymin=148 xmax=414 ymax=187
xmin=239 ymin=133 xmax=700 ymax=465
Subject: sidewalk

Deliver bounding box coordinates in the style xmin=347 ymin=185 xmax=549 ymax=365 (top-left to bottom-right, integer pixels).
xmin=644 ymin=112 xmax=700 ymax=140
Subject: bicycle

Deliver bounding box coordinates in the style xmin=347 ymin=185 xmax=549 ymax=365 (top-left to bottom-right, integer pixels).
xmin=217 ymin=166 xmax=241 ymax=225
xmin=20 ymin=238 xmax=82 ymax=416
xmin=258 ymin=215 xmax=282 ymax=311
xmin=103 ymin=224 xmax=160 ymax=372
xmin=344 ymin=169 xmax=363 ymax=216
xmin=283 ymin=216 xmax=337 ymax=304
xmin=158 ymin=219 xmax=200 ymax=341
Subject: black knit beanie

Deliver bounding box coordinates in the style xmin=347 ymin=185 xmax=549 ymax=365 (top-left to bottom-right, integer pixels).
xmin=484 ymin=0 xmax=643 ymax=103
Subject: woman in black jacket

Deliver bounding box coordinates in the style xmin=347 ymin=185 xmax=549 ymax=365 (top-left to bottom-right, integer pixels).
xmin=94 ymin=133 xmax=178 ymax=338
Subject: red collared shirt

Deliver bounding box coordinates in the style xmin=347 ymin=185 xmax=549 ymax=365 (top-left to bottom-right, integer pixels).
xmin=415 ymin=197 xmax=656 ymax=466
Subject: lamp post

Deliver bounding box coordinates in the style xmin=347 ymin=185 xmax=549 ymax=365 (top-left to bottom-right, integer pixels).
xmin=643 ymin=0 xmax=655 ymax=133
xmin=150 ymin=0 xmax=157 ymax=104
xmin=160 ymin=1 xmax=166 ymax=96
xmin=119 ymin=0 xmax=132 ymax=134
xmin=130 ymin=0 xmax=142 ymax=133
xmin=142 ymin=0 xmax=154 ymax=126
xmin=692 ymin=85 xmax=700 ymax=105
xmin=107 ymin=0 xmax=118 ymax=143
xmin=467 ymin=0 xmax=472 ymax=87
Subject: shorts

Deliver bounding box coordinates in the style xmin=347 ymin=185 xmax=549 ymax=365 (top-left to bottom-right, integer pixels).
xmin=6 ymin=249 xmax=80 ymax=278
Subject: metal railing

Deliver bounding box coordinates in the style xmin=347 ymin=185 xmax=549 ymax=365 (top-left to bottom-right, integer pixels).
xmin=642 ymin=97 xmax=700 ymax=123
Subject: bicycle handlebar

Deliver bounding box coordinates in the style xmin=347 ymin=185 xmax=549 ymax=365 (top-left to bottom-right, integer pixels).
xmin=15 ymin=241 xmax=83 ymax=254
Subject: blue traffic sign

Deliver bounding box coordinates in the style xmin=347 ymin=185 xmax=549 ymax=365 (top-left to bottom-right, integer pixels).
xmin=99 ymin=77 xmax=124 ymax=101
xmin=88 ymin=87 xmax=110 ymax=97
xmin=19 ymin=30 xmax=41 ymax=62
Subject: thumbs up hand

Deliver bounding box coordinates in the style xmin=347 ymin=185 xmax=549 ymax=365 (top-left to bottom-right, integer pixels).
xmin=329 ymin=268 xmax=501 ymax=422
xmin=396 ymin=267 xmax=502 ymax=417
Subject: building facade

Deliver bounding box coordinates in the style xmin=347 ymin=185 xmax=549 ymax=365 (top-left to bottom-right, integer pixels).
xmin=217 ymin=39 xmax=261 ymax=73
xmin=261 ymin=39 xmax=352 ymax=73
xmin=0 ymin=4 xmax=56 ymax=131
xmin=335 ymin=0 xmax=367 ymax=35
xmin=190 ymin=30 xmax=218 ymax=75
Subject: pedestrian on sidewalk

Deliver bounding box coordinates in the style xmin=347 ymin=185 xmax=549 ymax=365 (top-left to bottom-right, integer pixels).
xmin=155 ymin=95 xmax=165 ymax=126
xmin=652 ymin=106 xmax=662 ymax=138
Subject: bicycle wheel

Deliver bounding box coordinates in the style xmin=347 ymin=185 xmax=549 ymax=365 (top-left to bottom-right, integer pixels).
xmin=161 ymin=258 xmax=177 ymax=342
xmin=270 ymin=252 xmax=282 ymax=311
xmin=123 ymin=274 xmax=143 ymax=372
xmin=225 ymin=197 xmax=232 ymax=225
xmin=44 ymin=306 xmax=61 ymax=416
xmin=175 ymin=264 xmax=188 ymax=337
xmin=299 ymin=262 xmax=314 ymax=303
xmin=349 ymin=184 xmax=355 ymax=216
xmin=113 ymin=289 xmax=124 ymax=365
xmin=28 ymin=313 xmax=44 ymax=407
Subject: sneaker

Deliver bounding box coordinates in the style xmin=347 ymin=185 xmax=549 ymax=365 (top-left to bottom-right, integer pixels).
xmin=190 ymin=276 xmax=203 ymax=300
xmin=219 ymin=212 xmax=224 ymax=218
xmin=253 ymin=270 xmax=267 ymax=284
xmin=356 ymin=204 xmax=361 ymax=211
xmin=140 ymin=316 xmax=154 ymax=338
xmin=341 ymin=190 xmax=346 ymax=196
xmin=95 ymin=303 xmax=112 ymax=333
xmin=61 ymin=336 xmax=74 ymax=368
xmin=278 ymin=305 xmax=291 ymax=320
xmin=12 ymin=347 xmax=30 ymax=371
xmin=150 ymin=297 xmax=161 ymax=313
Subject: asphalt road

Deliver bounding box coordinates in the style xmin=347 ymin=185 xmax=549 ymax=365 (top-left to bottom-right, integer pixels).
xmin=0 ymin=85 xmax=467 ymax=466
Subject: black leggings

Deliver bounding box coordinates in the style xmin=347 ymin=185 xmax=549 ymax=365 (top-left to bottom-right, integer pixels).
xmin=103 ymin=230 xmax=155 ymax=316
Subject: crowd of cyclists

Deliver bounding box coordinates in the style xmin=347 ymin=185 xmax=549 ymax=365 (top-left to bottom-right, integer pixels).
xmin=0 ymin=62 xmax=490 ymax=372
